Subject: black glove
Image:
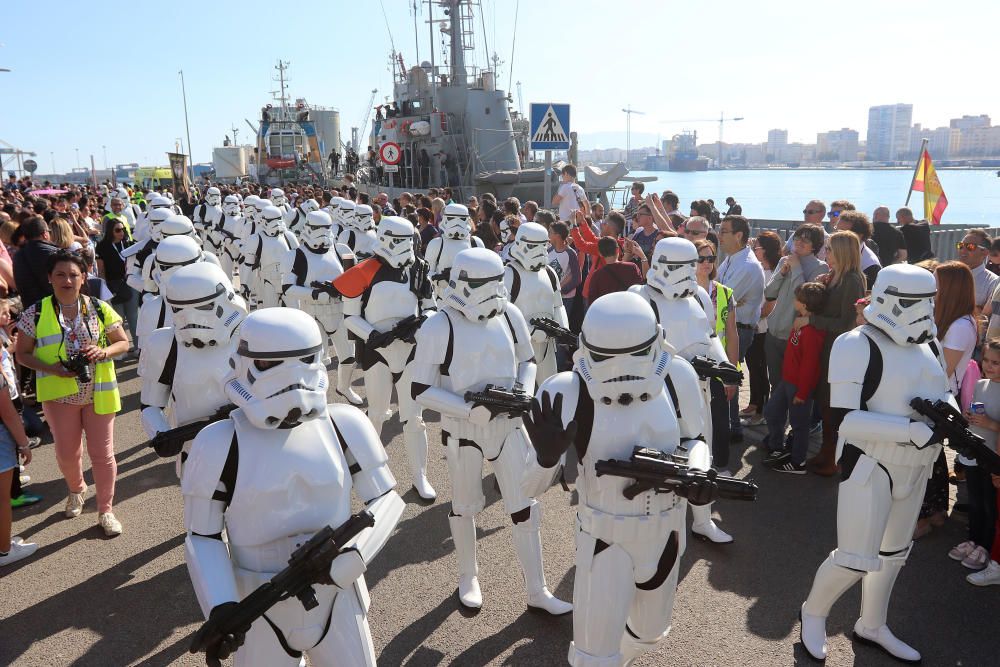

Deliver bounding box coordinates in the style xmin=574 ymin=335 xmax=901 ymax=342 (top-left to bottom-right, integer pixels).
xmin=679 ymin=473 xmax=718 ymax=506
xmin=367 ymin=329 xmax=391 ymax=349
xmin=189 ymin=601 xmax=246 ymax=667
xmin=523 ymin=392 xmax=577 ymax=469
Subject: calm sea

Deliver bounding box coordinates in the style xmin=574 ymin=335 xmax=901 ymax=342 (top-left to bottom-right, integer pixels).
xmin=622 ymin=169 xmax=1000 ymax=225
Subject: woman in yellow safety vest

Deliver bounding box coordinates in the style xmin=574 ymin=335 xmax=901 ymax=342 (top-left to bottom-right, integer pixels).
xmin=14 ymin=250 xmax=130 ymax=537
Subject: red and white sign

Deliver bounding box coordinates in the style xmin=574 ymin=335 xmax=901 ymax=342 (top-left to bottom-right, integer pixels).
xmin=379 ymin=142 xmax=402 ymax=165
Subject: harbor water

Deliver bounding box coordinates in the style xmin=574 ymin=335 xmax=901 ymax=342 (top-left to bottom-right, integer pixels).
xmin=623 ymin=168 xmax=999 ymax=224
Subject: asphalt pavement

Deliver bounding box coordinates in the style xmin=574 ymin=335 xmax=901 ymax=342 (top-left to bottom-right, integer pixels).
xmin=1 ymin=360 xmax=996 ymax=666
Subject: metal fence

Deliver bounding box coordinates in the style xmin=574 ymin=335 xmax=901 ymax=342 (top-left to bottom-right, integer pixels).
xmin=748 ymin=220 xmax=1000 ymax=262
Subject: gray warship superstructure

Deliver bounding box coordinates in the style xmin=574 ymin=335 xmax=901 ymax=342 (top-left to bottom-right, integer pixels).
xmin=359 ymin=0 xmax=626 ymax=205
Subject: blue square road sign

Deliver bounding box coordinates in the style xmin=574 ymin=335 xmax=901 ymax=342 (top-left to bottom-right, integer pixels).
xmin=530 ymin=103 xmax=571 ymax=151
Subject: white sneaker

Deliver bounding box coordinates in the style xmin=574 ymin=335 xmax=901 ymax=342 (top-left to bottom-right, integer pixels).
xmin=65 ymin=487 xmax=87 ymax=518
xmin=967 ymin=560 xmax=1000 ymax=586
xmin=19 ymin=474 xmax=30 ymax=485
xmin=99 ymin=512 xmax=123 ymax=537
xmin=0 ymin=540 xmax=38 ymax=567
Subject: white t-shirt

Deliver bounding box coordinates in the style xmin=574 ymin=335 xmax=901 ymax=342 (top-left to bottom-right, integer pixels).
xmin=547 ymin=247 xmax=575 ymax=299
xmin=556 ymin=181 xmax=585 ymax=222
xmin=941 ymin=315 xmax=978 ymax=396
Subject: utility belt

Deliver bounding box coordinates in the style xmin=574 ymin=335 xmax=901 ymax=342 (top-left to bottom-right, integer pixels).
xmin=840 ymin=438 xmax=941 ymax=469
xmin=577 ymin=500 xmax=681 ymax=544
xmin=230 ymin=532 xmax=317 ymax=574
xmin=736 ymin=322 xmax=757 ymax=331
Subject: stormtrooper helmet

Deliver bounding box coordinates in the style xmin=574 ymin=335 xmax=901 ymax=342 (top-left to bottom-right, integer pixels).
xmin=146 ymin=208 xmax=174 ymax=241
xmin=445 ymin=248 xmax=508 ymax=322
xmin=224 ymin=308 xmax=328 ymax=429
xmin=326 ymin=196 xmax=344 ymax=222
xmin=99 ymin=184 xmax=109 ymax=196
xmin=647 ymin=237 xmax=698 ymax=299
xmin=260 ymin=205 xmax=284 ymax=236
xmin=353 ymin=204 xmax=374 ymax=232
xmin=575 ymin=292 xmax=671 ymax=406
xmin=242 ymin=196 xmax=262 ymax=222
xmin=155 ymin=214 xmax=196 ymax=243
xmin=205 ymin=187 xmax=221 ymax=207
xmin=301 ymin=210 xmax=334 ymax=250
xmin=269 ymin=188 xmax=287 ymax=207
xmin=499 ymin=216 xmax=517 ymax=244
xmin=152 ymin=235 xmax=203 ymax=289
xmin=222 ymin=195 xmax=241 ymax=217
xmin=509 ymin=222 xmax=550 ymax=271
xmin=148 ymin=195 xmax=173 ymax=212
xmin=165 ymin=262 xmax=246 ymax=349
xmin=113 ymin=187 xmax=129 ymax=202
xmin=441 ymin=203 xmax=472 ymax=240
xmin=374 ymin=216 xmax=415 ymax=268
xmin=863 ymin=264 xmax=937 ymax=345
xmin=299 ymin=198 xmax=319 ymax=214
xmin=339 ymin=199 xmax=357 ymax=228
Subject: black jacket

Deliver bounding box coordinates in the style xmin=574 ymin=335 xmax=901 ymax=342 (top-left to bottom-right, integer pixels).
xmin=13 ymin=239 xmax=59 ymax=310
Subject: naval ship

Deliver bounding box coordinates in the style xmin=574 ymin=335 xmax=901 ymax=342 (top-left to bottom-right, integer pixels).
xmin=357 ymin=0 xmax=627 ymax=206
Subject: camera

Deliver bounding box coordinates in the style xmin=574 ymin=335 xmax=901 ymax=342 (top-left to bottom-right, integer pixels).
xmin=62 ymin=353 xmax=92 ymax=384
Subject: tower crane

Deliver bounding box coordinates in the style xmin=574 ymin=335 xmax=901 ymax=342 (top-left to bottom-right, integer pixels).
xmin=660 ymin=112 xmax=744 ymax=168
xmin=352 ymin=89 xmax=379 ymax=152
xmin=622 ymin=106 xmax=645 ymax=168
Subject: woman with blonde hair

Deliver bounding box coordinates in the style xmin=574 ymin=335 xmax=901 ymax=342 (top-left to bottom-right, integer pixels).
xmin=795 ymin=230 xmax=866 ymax=475
xmin=48 ymin=218 xmax=81 ymax=252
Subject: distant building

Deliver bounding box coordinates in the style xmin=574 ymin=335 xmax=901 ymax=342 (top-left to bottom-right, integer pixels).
xmin=911 ymin=124 xmax=961 ymax=160
xmin=958 ymin=126 xmax=1000 ymax=157
xmin=816 ymin=128 xmax=859 ymax=162
xmin=950 ymin=114 xmax=991 ymax=131
xmin=767 ymin=129 xmax=788 ymax=162
xmin=866 ymin=104 xmax=913 ymax=161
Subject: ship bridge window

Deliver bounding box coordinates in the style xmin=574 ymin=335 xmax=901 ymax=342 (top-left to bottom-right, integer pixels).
xmin=485 ymin=107 xmax=490 ymax=115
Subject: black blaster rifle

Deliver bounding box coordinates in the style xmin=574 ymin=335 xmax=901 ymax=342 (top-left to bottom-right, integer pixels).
xmin=689 ymin=355 xmax=744 ymax=386
xmin=464 ymin=383 xmax=534 ymax=418
xmin=367 ymin=314 xmax=426 ymax=349
xmin=910 ymin=398 xmax=1000 ymax=475
xmin=529 ymin=316 xmax=579 ymax=349
xmin=150 ymin=404 xmax=236 ymax=458
xmin=310 ymin=280 xmax=342 ymax=299
xmin=595 ymin=446 xmax=759 ymax=502
xmin=188 ymin=510 xmax=375 ymax=663
xmin=431 ymin=267 xmax=452 ymax=283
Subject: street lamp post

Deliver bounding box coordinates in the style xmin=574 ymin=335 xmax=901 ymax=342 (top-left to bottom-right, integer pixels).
xmin=75 ymin=148 xmax=80 ymax=169
xmin=50 ymin=152 xmax=55 ymax=174
xmin=179 ymin=70 xmax=195 ymax=186
xmin=103 ymin=145 xmax=108 ymax=169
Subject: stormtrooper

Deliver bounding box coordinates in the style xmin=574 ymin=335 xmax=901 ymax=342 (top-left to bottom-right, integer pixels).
xmin=269 ymin=187 xmax=291 ymax=213
xmin=281 ymin=210 xmax=362 ymax=406
xmin=337 ymin=203 xmax=378 ymax=261
xmin=122 ymin=207 xmax=174 ymax=292
xmin=323 ymin=196 xmax=346 ymax=238
xmin=629 ymin=237 xmax=737 ymax=545
xmin=503 ymin=222 xmax=569 ymax=387
xmin=241 ymin=205 xmax=298 ymax=308
xmin=217 ymin=195 xmax=246 ymax=278
xmin=800 ymin=264 xmax=950 ymax=663
xmin=133 ymin=194 xmax=175 ymax=241
xmin=411 ymin=247 xmax=571 ymax=614
xmin=334 ymin=216 xmax=437 ymax=499
xmin=182 ymin=308 xmax=405 ymax=666
xmin=520 ymin=292 xmax=712 ymax=667
xmin=424 ymin=203 xmax=484 ymax=299
xmin=498 ymin=216 xmax=517 ymax=262
xmin=284 ymin=197 xmax=319 ymax=237
xmin=193 ymin=187 xmax=223 ymax=252
xmin=140 ymin=262 xmax=248 ymax=476
xmin=135 ymin=234 xmax=225 ymax=347
xmin=131 ymin=214 xmax=200 ymax=298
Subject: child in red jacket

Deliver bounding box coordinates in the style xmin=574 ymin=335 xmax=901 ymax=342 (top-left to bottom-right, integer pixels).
xmin=763 ymin=282 xmax=828 ymax=473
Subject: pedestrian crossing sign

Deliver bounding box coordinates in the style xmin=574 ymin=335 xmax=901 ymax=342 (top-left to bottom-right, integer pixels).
xmin=530 ymin=103 xmax=571 ymax=150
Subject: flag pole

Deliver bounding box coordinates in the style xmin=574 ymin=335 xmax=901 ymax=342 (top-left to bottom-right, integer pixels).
xmin=904 ymin=138 xmax=928 ymax=206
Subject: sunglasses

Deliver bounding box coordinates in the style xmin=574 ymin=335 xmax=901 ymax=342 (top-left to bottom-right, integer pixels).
xmin=697 ymin=256 xmax=717 ymax=263
xmin=956 ymin=242 xmax=989 ymax=252
xmin=803 ymin=209 xmax=822 ymax=215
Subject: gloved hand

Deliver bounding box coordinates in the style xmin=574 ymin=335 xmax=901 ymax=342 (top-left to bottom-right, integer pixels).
xmin=328 ymin=547 xmax=366 ymax=589
xmin=522 ymin=392 xmax=577 ymax=469
xmin=312 ymin=289 xmax=332 ymax=304
xmin=909 ymin=420 xmax=940 ymax=449
xmin=189 ymin=601 xmax=247 ymax=667
xmin=681 ymin=475 xmax=718 ymax=506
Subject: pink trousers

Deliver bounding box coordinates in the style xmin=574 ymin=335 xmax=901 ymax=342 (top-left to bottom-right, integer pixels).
xmin=42 ymin=401 xmax=117 ymax=514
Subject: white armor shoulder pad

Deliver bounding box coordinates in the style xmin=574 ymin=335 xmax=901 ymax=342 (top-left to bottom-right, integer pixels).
xmin=181 ymin=418 xmax=236 ymax=500
xmin=328 ymin=403 xmax=388 ymax=472
xmin=425 ymin=237 xmax=443 ymax=268
xmin=138 ymin=327 xmax=174 ymax=380
xmin=537 ymin=371 xmax=581 ymax=427
xmin=335 ymin=243 xmax=355 ymax=263
xmin=665 ymin=355 xmax=706 ymax=438
xmin=828 ymin=328 xmax=872 ymax=386
xmin=626 ymin=283 xmax=644 ymax=296
xmin=504 ymin=302 xmax=533 ymax=345
xmin=471 ymin=236 xmax=485 ymax=248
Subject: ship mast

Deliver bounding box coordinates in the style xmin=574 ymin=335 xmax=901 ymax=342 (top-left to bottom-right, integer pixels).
xmin=272 ymin=60 xmax=291 ymax=114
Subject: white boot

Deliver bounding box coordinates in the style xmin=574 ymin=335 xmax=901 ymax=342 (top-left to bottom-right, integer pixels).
xmin=620 ymin=628 xmax=667 ymax=666
xmin=404 ymin=426 xmax=436 ymax=500
xmin=854 ymin=555 xmax=920 ymax=663
xmin=449 ymin=513 xmax=482 ymax=609
xmin=512 ymin=504 xmax=572 ymax=616
xmin=690 ymin=503 xmax=733 ymax=544
xmin=800 ymin=555 xmax=866 ymax=661
xmin=336 ymin=363 xmax=362 ymax=405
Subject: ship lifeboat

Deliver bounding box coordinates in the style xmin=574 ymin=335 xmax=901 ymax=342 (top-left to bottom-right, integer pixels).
xmin=409 ymin=120 xmax=431 ymax=136
xmin=265 ymin=157 xmax=296 ymax=169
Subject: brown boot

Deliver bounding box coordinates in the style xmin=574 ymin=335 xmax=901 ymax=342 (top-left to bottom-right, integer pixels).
xmin=806 ymin=437 xmax=840 ymax=476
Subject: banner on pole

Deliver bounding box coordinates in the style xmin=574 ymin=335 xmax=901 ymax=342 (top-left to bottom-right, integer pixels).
xmin=167 ymin=152 xmax=191 ymax=200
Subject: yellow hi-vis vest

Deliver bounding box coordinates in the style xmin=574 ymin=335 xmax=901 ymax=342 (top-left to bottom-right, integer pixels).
xmin=34 ymin=296 xmax=121 ymax=414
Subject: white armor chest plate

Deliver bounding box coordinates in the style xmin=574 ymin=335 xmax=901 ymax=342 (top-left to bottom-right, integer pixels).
xmin=649 ymin=291 xmax=713 ymax=360
xmin=302 ymin=248 xmax=345 ymax=284
xmin=510 ymin=265 xmax=558 ymax=321
xmin=225 ymin=414 xmax=352 ymax=548
xmin=259 ymin=234 xmax=291 ymax=268
xmin=365 ymin=276 xmax=419 ymax=328
xmin=435 ymin=238 xmax=470 ymax=273
xmin=221 ymin=214 xmax=243 ymax=239
xmin=203 ymin=205 xmax=222 ymax=226
xmin=137 ymin=296 xmax=173 ymax=339
xmin=169 ymin=344 xmax=231 ymax=426
xmin=445 ymin=312 xmax=517 ymax=393
xmin=863 ymin=335 xmax=947 ymax=418
xmin=340 ymin=229 xmax=378 ymax=258
xmin=580 ymin=389 xmax=681 ymax=516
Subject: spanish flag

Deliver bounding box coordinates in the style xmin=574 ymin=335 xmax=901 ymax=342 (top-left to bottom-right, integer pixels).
xmin=910 ymin=147 xmax=948 ymax=225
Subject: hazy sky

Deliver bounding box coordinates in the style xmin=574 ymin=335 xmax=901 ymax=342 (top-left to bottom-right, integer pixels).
xmin=2 ymin=0 xmax=998 ymax=171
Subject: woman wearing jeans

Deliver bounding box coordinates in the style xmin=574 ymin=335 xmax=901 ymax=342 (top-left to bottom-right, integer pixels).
xmin=14 ymin=250 xmax=130 ymax=536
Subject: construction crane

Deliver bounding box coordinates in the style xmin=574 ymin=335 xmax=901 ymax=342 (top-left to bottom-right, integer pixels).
xmin=660 ymin=112 xmax=744 ymax=167
xmin=622 ymin=106 xmax=645 ymax=168
xmin=0 ymin=140 xmax=36 ymax=176
xmin=352 ymin=88 xmax=379 ymax=152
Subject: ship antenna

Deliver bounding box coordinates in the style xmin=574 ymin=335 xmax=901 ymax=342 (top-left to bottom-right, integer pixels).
xmin=506 ymin=0 xmax=520 ymax=94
